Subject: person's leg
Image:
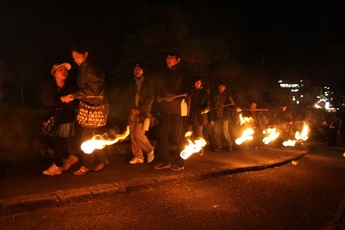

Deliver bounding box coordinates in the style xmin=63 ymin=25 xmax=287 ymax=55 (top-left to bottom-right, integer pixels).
xmin=133 ymin=123 xmax=153 ymax=156
xmin=222 ymin=120 xmax=233 ymax=150
xmin=130 ymin=123 xmax=144 ymax=160
xmin=157 ymin=114 xmax=171 ymax=164
xmin=79 ymin=128 xmax=95 ymax=170
xmin=171 ymin=115 xmax=184 ymax=167
xmin=53 ymin=136 xmax=65 ymax=167
xmin=213 ymin=120 xmax=222 ymax=150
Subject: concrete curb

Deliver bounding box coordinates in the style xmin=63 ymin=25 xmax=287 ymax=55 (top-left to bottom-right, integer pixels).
xmin=0 ymin=151 xmax=308 ymax=216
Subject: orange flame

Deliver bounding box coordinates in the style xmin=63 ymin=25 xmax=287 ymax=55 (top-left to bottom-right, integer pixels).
xmin=235 ymin=128 xmax=254 ymax=145
xmin=180 ymin=131 xmax=207 ymax=160
xmin=81 ymin=126 xmax=130 ymax=154
xmin=262 ymin=128 xmax=280 ymax=145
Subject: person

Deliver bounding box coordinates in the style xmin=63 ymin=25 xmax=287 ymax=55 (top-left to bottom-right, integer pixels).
xmin=273 ymin=101 xmax=294 ymax=144
xmin=241 ymin=100 xmax=266 ymax=149
xmin=41 ymin=63 xmax=79 ymax=176
xmin=154 ymin=50 xmax=193 ymax=171
xmin=210 ymin=82 xmax=235 ymax=152
xmin=186 ymin=76 xmax=210 ymax=155
xmin=61 ymin=44 xmax=110 ymax=176
xmin=126 ymin=63 xmax=155 ymax=164
xmin=327 ymin=113 xmax=342 ymax=146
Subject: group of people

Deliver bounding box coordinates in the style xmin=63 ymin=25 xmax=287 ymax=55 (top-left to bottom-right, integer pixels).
xmin=42 ymin=44 xmax=110 ymax=176
xmin=41 ymin=46 xmax=301 ymax=176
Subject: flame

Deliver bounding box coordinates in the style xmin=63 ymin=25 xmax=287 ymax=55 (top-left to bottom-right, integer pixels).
xmin=180 ymin=131 xmax=207 ymax=160
xmin=235 ymin=128 xmax=254 ymax=145
xmin=282 ymin=139 xmax=296 ymax=146
xmin=295 ymin=123 xmax=309 ymax=141
xmin=239 ymin=114 xmax=253 ymax=126
xmin=81 ymin=126 xmax=130 ymax=154
xmin=235 ymin=114 xmax=255 ymax=145
xmin=262 ymin=128 xmax=280 ymax=145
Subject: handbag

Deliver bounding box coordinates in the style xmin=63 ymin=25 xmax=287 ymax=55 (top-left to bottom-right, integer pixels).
xmin=77 ymin=101 xmax=107 ymax=128
xmin=41 ymin=108 xmax=60 ymax=136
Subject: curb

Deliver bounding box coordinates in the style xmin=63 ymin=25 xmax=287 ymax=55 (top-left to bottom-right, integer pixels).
xmin=0 ymin=151 xmax=308 ymax=216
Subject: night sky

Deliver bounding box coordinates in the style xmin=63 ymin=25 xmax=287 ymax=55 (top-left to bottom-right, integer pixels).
xmin=1 ymin=0 xmax=344 ymax=89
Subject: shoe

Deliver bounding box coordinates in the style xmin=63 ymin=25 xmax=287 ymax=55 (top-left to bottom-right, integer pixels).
xmin=43 ymin=163 xmax=62 ymax=176
xmin=94 ymin=160 xmax=109 ymax=172
xmin=170 ymin=164 xmax=184 ymax=172
xmin=213 ymin=147 xmax=222 ymax=152
xmin=73 ymin=166 xmax=89 ymax=176
xmin=225 ymin=147 xmax=233 ymax=152
xmin=153 ymin=162 xmax=172 ymax=170
xmin=147 ymin=150 xmax=154 ymax=163
xmin=62 ymin=155 xmax=79 ymax=172
xmin=129 ymin=157 xmax=144 ymax=164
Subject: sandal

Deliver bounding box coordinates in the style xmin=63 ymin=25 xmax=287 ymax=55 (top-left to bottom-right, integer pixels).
xmin=94 ymin=160 xmax=109 ymax=172
xmin=73 ymin=166 xmax=89 ymax=176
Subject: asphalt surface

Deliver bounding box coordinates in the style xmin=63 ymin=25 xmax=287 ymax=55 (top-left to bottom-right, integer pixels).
xmin=0 ymin=140 xmax=343 ymax=229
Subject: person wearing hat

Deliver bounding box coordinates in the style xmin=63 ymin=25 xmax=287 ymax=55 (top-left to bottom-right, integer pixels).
xmin=41 ymin=63 xmax=79 ymax=176
xmin=185 ymin=75 xmax=210 ymax=155
xmin=125 ymin=62 xmax=155 ymax=164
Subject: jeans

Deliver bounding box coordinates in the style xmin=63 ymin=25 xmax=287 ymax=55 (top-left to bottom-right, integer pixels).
xmin=214 ymin=119 xmax=232 ymax=149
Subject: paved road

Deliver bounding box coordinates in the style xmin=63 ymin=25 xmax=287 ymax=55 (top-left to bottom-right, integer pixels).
xmin=0 ymin=139 xmax=344 ymax=230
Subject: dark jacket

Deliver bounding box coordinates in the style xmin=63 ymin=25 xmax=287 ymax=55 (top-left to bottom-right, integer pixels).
xmin=41 ymin=79 xmax=77 ymax=124
xmin=126 ymin=76 xmax=154 ymax=123
xmin=210 ymin=91 xmax=235 ymax=121
xmin=157 ymin=62 xmax=193 ymax=115
xmin=72 ymin=59 xmax=109 ymax=111
xmin=187 ymin=87 xmax=210 ymax=126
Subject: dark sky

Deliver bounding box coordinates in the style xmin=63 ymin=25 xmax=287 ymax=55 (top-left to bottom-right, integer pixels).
xmin=1 ymin=0 xmax=344 ymax=89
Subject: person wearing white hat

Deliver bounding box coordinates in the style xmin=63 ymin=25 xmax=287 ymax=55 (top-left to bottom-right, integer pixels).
xmin=41 ymin=62 xmax=79 ymax=176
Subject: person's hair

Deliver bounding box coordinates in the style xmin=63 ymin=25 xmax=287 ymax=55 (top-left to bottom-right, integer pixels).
xmin=70 ymin=43 xmax=91 ymax=55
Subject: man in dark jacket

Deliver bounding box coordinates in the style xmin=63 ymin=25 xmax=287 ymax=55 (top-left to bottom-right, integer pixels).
xmin=154 ymin=50 xmax=193 ymax=171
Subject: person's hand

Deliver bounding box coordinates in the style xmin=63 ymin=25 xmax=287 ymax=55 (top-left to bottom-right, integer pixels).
xmin=61 ymin=94 xmax=74 ymax=103
xmin=210 ymin=121 xmax=214 ymax=126
xmin=130 ymin=109 xmax=140 ymax=115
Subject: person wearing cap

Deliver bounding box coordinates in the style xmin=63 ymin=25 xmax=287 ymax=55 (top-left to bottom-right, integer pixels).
xmin=61 ymin=43 xmax=110 ymax=175
xmin=210 ymin=82 xmax=236 ymax=152
xmin=185 ymin=75 xmax=210 ymax=155
xmin=154 ymin=50 xmax=193 ymax=171
xmin=41 ymin=63 xmax=79 ymax=176
xmin=125 ymin=62 xmax=155 ymax=164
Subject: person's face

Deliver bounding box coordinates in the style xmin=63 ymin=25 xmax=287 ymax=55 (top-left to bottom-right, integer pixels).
xmin=72 ymin=50 xmax=88 ymax=66
xmin=133 ymin=67 xmax=144 ymax=79
xmin=218 ymin=85 xmax=226 ymax=93
xmin=250 ymin=102 xmax=257 ymax=109
xmin=194 ymin=80 xmax=202 ymax=89
xmin=53 ymin=66 xmax=69 ymax=80
xmin=166 ymin=55 xmax=180 ymax=69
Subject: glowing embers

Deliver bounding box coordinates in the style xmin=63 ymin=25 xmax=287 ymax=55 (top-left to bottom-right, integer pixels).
xmin=180 ymin=131 xmax=207 ymax=160
xmin=81 ymin=126 xmax=130 ymax=154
